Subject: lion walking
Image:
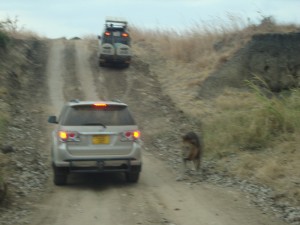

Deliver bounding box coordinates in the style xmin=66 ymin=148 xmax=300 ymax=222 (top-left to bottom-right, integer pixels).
xmin=177 ymin=131 xmax=203 ymax=180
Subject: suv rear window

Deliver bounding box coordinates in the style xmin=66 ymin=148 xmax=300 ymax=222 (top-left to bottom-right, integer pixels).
xmin=60 ymin=105 xmax=135 ymax=126
xmin=102 ymin=35 xmax=130 ymax=45
xmin=102 ymin=28 xmax=130 ymax=45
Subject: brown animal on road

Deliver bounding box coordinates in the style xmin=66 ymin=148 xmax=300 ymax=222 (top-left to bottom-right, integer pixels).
xmin=181 ymin=131 xmax=203 ymax=172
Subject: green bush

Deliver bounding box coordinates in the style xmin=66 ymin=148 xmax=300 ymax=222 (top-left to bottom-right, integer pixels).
xmin=247 ymin=77 xmax=300 ymax=133
xmin=204 ymin=81 xmax=300 ymax=155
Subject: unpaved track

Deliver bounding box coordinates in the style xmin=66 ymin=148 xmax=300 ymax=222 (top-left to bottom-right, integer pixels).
xmin=26 ymin=39 xmax=286 ymax=225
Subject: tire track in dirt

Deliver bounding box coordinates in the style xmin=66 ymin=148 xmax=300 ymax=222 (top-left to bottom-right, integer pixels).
xmin=87 ymin=41 xmax=129 ymax=101
xmin=46 ymin=40 xmax=66 ymax=114
xmin=97 ymin=67 xmax=129 ymax=100
xmin=47 ymin=39 xmax=95 ymax=108
xmin=63 ymin=41 xmax=84 ymax=101
xmin=74 ymin=41 xmax=98 ymax=101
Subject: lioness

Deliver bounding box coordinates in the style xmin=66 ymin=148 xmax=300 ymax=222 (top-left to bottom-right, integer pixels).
xmin=181 ymin=131 xmax=203 ymax=174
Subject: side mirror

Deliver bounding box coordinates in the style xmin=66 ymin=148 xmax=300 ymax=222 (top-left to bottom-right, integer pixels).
xmin=98 ymin=35 xmax=101 ymax=40
xmin=48 ymin=116 xmax=58 ymax=124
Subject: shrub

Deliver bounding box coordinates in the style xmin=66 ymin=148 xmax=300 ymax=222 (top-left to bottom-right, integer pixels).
xmin=203 ymin=81 xmax=300 ymax=156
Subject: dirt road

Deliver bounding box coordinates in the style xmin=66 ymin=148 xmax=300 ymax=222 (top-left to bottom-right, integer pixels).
xmin=23 ymin=39 xmax=286 ymax=225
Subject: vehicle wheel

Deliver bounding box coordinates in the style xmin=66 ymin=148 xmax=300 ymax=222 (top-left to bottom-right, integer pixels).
xmin=123 ymin=63 xmax=130 ymax=68
xmin=54 ymin=174 xmax=67 ymax=186
xmin=99 ymin=61 xmax=105 ymax=67
xmin=125 ymin=172 xmax=140 ymax=183
xmin=53 ymin=164 xmax=68 ymax=186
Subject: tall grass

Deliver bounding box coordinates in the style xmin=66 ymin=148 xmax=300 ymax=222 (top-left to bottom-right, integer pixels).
xmin=0 ymin=17 xmax=40 ymax=40
xmin=203 ymin=82 xmax=300 ymax=156
xmin=131 ymin=15 xmax=300 ymax=155
xmin=201 ymin=83 xmax=300 ymax=203
xmin=247 ymin=77 xmax=300 ymax=133
xmin=131 ymin=16 xmax=300 ymax=156
xmin=131 ymin=15 xmax=299 ymax=72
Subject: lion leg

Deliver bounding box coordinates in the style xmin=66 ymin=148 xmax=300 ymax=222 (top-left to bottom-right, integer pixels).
xmin=195 ymin=158 xmax=200 ymax=171
xmin=176 ymin=159 xmax=188 ymax=181
xmin=192 ymin=158 xmax=201 ymax=175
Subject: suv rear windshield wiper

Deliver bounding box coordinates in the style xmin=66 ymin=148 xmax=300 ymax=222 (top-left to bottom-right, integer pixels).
xmin=82 ymin=123 xmax=106 ymax=128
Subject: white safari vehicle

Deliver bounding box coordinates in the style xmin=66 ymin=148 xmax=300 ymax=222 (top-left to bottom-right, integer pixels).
xmin=98 ymin=17 xmax=131 ymax=67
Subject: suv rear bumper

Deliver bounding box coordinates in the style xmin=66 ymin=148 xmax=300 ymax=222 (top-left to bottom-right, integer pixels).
xmin=60 ymin=158 xmax=142 ymax=173
xmin=52 ymin=142 xmax=142 ymax=172
xmin=99 ymin=54 xmax=131 ymax=64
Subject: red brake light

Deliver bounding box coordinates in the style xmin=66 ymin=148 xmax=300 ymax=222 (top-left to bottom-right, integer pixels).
xmin=121 ymin=32 xmax=129 ymax=37
xmin=93 ymin=103 xmax=107 ymax=107
xmin=104 ymin=31 xmax=111 ymax=36
xmin=125 ymin=131 xmax=131 ymax=138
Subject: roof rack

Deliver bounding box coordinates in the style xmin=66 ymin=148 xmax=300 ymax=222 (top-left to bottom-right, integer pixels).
xmin=105 ymin=16 xmax=128 ymax=29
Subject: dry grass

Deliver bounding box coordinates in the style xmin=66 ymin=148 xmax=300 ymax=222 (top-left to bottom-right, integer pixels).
xmin=0 ymin=92 xmax=10 ymax=139
xmin=130 ymin=15 xmax=300 ymax=118
xmin=203 ymin=85 xmax=300 ymax=204
xmin=131 ymin=15 xmax=300 ymax=204
xmin=0 ymin=17 xmax=42 ymax=40
xmin=230 ymin=139 xmax=300 ymax=204
xmin=132 ymin=15 xmax=299 ymax=71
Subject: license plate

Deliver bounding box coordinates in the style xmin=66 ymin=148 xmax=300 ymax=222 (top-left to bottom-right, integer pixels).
xmin=113 ymin=31 xmax=120 ymax=36
xmin=92 ymin=135 xmax=110 ymax=144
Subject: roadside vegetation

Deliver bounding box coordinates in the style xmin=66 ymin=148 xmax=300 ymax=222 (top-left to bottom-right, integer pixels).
xmin=131 ymin=16 xmax=300 ymax=204
xmin=0 ymin=17 xmax=42 ymax=203
xmin=0 ymin=17 xmax=22 ymax=142
xmin=0 ymin=19 xmax=11 ymax=203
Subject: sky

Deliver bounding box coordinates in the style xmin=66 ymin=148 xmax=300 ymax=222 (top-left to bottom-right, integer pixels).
xmin=0 ymin=0 xmax=299 ymax=38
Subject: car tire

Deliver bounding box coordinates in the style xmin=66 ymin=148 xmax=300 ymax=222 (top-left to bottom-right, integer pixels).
xmin=99 ymin=61 xmax=105 ymax=67
xmin=123 ymin=63 xmax=130 ymax=68
xmin=53 ymin=164 xmax=68 ymax=186
xmin=54 ymin=174 xmax=67 ymax=186
xmin=125 ymin=172 xmax=140 ymax=183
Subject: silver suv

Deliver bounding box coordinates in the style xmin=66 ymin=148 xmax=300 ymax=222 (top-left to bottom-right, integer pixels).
xmin=48 ymin=100 xmax=142 ymax=185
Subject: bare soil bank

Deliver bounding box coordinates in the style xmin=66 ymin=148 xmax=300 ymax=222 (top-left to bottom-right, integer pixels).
xmin=198 ymin=32 xmax=300 ymax=98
